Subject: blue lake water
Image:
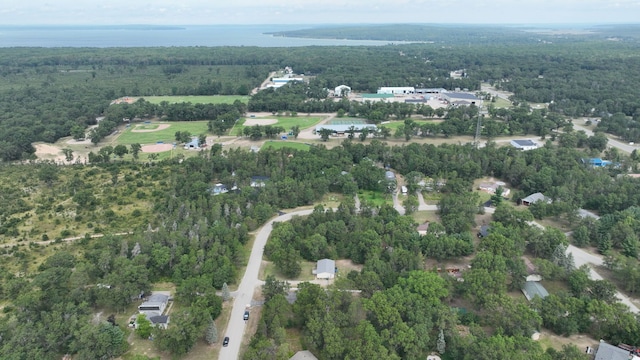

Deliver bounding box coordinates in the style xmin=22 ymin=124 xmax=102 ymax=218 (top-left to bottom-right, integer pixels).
xmin=0 ymin=25 xmax=402 ymax=48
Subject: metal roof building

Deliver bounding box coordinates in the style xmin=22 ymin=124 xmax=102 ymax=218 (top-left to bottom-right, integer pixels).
xmin=521 ymin=281 xmax=549 ymax=301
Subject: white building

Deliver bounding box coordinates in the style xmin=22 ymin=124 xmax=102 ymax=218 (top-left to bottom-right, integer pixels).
xmin=510 ymin=139 xmax=539 ymax=151
xmin=334 ymin=85 xmax=351 ymax=97
xmin=377 ymin=87 xmax=415 ymax=95
xmin=270 ymin=76 xmax=304 ymax=89
xmin=313 ymin=259 xmax=336 ymax=279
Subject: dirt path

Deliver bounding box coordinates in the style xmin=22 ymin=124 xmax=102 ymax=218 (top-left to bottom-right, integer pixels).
xmin=252 ymin=72 xmax=276 ymax=95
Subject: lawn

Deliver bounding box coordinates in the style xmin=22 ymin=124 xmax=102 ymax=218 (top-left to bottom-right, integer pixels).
xmin=234 ymin=116 xmax=324 ymax=136
xmin=138 ymin=95 xmax=250 ymax=105
xmin=259 ymin=261 xmax=316 ymax=281
xmin=488 ymin=97 xmax=512 ymax=108
xmin=357 ymin=190 xmax=392 ymax=207
xmin=261 ymin=140 xmax=311 ymax=151
xmin=411 ymin=210 xmax=440 ymax=225
xmin=115 ymin=121 xmax=209 ymax=145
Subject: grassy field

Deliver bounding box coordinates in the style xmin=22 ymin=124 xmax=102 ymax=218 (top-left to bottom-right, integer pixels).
xmin=115 ymin=121 xmax=209 ymax=145
xmin=490 ymin=97 xmax=512 ymax=108
xmin=357 ymin=190 xmax=392 ymax=207
xmin=234 ymin=116 xmax=323 ymax=136
xmin=138 ymin=95 xmax=250 ymax=105
xmin=261 ymin=140 xmax=311 ymax=151
xmin=259 ymin=261 xmax=316 ymax=281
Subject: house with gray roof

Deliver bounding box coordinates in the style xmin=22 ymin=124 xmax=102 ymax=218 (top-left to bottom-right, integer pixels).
xmin=594 ymin=341 xmax=631 ymax=360
xmin=139 ymin=293 xmax=169 ymax=316
xmin=313 ymin=259 xmax=336 ymax=279
xmin=521 ymin=192 xmax=551 ymax=206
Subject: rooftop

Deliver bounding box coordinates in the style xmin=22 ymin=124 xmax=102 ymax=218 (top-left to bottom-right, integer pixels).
xmin=522 ymin=281 xmax=549 ymax=301
xmin=316 ymin=259 xmax=335 ymax=274
xmin=595 ymin=342 xmax=631 ymax=360
xmin=512 ymin=139 xmax=538 ymax=147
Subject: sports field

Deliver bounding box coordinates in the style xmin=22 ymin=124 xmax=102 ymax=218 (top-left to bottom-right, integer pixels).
xmin=138 ymin=95 xmax=250 ymax=105
xmin=261 ymin=141 xmax=311 ymax=151
xmin=234 ymin=116 xmax=323 ymax=136
xmin=115 ymin=121 xmax=209 ymax=145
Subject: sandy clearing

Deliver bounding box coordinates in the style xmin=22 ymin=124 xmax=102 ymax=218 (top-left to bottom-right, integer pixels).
xmin=141 ymin=144 xmax=174 ymax=153
xmin=35 ymin=143 xmax=62 ymax=156
xmin=243 ymin=118 xmax=278 ymax=126
xmin=131 ymin=124 xmax=171 ymax=133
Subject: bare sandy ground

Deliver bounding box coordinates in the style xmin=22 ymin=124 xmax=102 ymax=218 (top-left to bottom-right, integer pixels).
xmin=141 ymin=144 xmax=174 ymax=153
xmin=243 ymin=118 xmax=278 ymax=126
xmin=131 ymin=124 xmax=171 ymax=133
xmin=35 ymin=143 xmax=62 ymax=157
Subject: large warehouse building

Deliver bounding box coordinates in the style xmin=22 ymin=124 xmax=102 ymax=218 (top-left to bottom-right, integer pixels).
xmin=377 ymin=87 xmax=415 ymax=95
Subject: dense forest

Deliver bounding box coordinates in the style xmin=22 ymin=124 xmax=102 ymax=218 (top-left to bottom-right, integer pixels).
xmin=3 ymin=131 xmax=640 ymax=358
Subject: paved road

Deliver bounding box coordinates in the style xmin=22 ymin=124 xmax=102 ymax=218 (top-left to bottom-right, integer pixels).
xmin=219 ymin=209 xmax=314 ymax=360
xmin=572 ymin=121 xmax=636 ymax=154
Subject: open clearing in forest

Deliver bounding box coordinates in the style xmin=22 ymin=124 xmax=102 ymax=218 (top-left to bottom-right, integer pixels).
xmin=136 ymin=95 xmax=250 ymax=105
xmin=233 ymin=116 xmax=324 ymax=136
xmin=261 ymin=140 xmax=311 ymax=151
xmin=115 ymin=121 xmax=209 ymax=145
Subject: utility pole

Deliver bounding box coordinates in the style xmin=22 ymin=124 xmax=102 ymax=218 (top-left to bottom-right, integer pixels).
xmin=474 ymin=106 xmax=483 ymax=148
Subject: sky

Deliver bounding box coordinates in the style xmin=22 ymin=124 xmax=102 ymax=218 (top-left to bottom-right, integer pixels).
xmin=1 ymin=0 xmax=639 ymax=26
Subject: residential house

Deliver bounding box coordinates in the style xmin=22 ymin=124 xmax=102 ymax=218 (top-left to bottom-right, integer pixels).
xmin=313 ymin=259 xmax=336 ymax=279
xmin=594 ymin=341 xmax=632 ymax=360
xmin=417 ymin=222 xmax=430 ymax=235
xmin=138 ymin=293 xmax=169 ymax=316
xmin=478 ymin=181 xmax=510 ymax=197
xmin=521 ymin=192 xmax=551 ymax=206
xmin=148 ymin=315 xmax=170 ymax=329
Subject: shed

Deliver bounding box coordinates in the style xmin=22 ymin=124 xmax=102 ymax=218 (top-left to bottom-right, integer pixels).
xmin=521 ymin=281 xmax=549 ymax=301
xmin=594 ymin=341 xmax=631 ymax=360
xmin=210 ymin=183 xmax=228 ymax=195
xmin=385 ymin=171 xmax=396 ymax=181
xmin=510 ymin=139 xmax=538 ymax=151
xmin=314 ymin=259 xmax=336 ymax=279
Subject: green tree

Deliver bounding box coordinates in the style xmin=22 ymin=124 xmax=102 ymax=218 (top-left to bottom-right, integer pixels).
xmin=403 ymin=195 xmax=419 ymax=215
xmin=62 ymin=148 xmax=74 ymax=162
xmin=113 ymin=144 xmax=129 ymax=159
xmin=291 ymin=125 xmax=300 ymax=139
xmin=135 ymin=314 xmax=153 ymax=339
xmin=221 ymin=282 xmax=231 ymax=302
xmin=319 ymin=128 xmax=332 ymax=141
xmin=130 ymin=143 xmax=142 ymax=160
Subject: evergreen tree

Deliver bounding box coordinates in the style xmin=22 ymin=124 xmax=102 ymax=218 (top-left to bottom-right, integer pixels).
xmin=205 ymin=320 xmax=218 ymax=345
xmin=437 ymin=329 xmax=446 ymax=354
xmin=221 ymin=282 xmax=231 ymax=302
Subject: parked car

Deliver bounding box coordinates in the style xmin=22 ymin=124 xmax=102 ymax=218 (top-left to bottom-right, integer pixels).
xmin=223 ymin=336 xmax=230 ymax=347
xmin=243 ymin=310 xmax=250 ymax=321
